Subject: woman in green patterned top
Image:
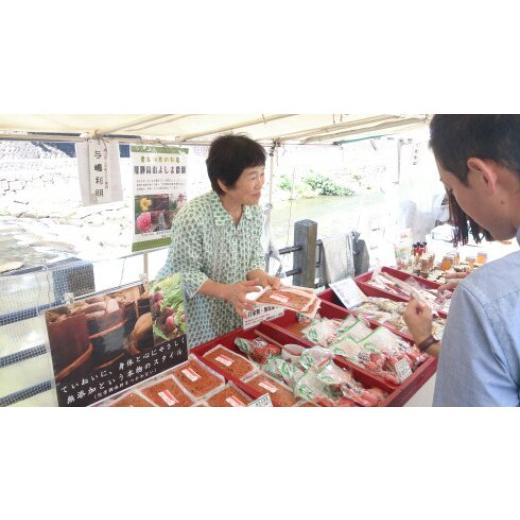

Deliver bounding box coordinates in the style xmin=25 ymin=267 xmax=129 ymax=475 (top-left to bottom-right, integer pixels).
xmin=156 ymin=135 xmax=281 ymax=348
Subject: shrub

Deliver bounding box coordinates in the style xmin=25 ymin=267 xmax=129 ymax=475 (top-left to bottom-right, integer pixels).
xmin=278 ymin=174 xmax=293 ymax=191
xmin=302 ymin=174 xmax=353 ymax=197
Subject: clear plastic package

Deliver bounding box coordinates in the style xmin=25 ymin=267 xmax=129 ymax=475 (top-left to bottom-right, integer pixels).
xmin=301 ymin=318 xmax=343 ymax=345
xmin=171 ymin=354 xmax=225 ymax=400
xmin=139 ymin=374 xmax=195 ymax=407
xmin=202 ymin=344 xmax=258 ymax=380
xmin=234 ymin=336 xmax=281 ymax=365
xmin=108 ymin=391 xmax=156 ymax=407
xmin=299 ymin=346 xmax=333 ymax=371
xmin=341 ymin=319 xmax=373 ymax=343
xmin=262 ymin=356 xmax=304 ymax=389
xmin=206 ymin=382 xmax=253 ymax=407
xmin=243 ymin=371 xmax=298 ymax=407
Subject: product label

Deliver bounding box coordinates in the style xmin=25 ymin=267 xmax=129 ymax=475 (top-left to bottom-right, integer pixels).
xmin=395 ymin=358 xmax=413 ymax=382
xmin=225 ymin=395 xmax=245 ymax=407
xmin=158 ymin=390 xmax=178 ymax=406
xmin=215 ymin=355 xmax=233 ymax=367
xmin=259 ymin=380 xmax=278 ymax=393
xmin=182 ymin=368 xmax=200 ymax=382
xmin=243 ymin=304 xmax=284 ymax=330
xmin=248 ymin=394 xmax=273 ymax=407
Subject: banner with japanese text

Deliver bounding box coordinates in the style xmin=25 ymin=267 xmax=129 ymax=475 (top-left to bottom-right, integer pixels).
xmin=44 ymin=274 xmax=187 ymax=407
xmin=131 ymin=145 xmax=188 ymax=252
xmin=76 ymin=139 xmax=123 ymax=205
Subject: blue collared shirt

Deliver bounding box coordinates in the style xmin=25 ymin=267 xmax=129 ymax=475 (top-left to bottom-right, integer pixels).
xmin=433 ymin=229 xmax=520 ymax=406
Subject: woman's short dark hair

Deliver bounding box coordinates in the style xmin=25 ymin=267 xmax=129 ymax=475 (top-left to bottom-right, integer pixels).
xmin=206 ymin=134 xmax=266 ymax=194
xmin=429 ymin=114 xmax=520 ymax=245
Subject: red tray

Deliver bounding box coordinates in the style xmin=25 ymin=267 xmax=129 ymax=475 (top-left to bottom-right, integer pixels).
xmin=355 ymin=266 xmax=448 ymax=318
xmin=190 ymin=323 xmax=282 ymax=403
xmin=318 ymin=287 xmax=414 ymax=342
xmin=261 ymin=305 xmax=437 ymax=406
xmin=192 ymin=321 xmax=396 ymax=406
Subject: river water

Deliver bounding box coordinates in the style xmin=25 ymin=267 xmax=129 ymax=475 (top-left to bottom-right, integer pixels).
xmin=269 ymin=191 xmax=391 ymax=248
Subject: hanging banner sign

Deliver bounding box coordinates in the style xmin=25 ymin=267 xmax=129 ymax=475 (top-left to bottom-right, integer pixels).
xmin=131 ymin=145 xmax=188 ymax=252
xmin=76 ymin=139 xmax=123 ymax=205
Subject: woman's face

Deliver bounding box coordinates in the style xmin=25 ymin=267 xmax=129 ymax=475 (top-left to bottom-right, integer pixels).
xmin=224 ymin=165 xmax=265 ymax=205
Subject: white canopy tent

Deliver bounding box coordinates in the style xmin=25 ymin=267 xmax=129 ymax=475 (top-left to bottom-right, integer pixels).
xmin=0 ymin=114 xmax=429 ymax=145
xmin=0 ymin=113 xmax=432 ymax=276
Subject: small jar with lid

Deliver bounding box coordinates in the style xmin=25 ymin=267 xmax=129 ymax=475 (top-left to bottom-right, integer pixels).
xmin=440 ymin=254 xmax=454 ymax=271
xmin=476 ymin=251 xmax=488 ymax=265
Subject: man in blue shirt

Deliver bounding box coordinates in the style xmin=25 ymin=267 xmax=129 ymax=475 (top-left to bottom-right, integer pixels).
xmin=404 ymin=115 xmax=520 ymax=406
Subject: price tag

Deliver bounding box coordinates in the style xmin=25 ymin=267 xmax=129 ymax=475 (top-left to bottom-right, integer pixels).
xmin=158 ymin=390 xmax=178 ymax=407
xmin=225 ymin=396 xmax=246 ymax=407
xmin=242 ymin=304 xmax=284 ymax=330
xmin=259 ymin=380 xmax=277 ymax=393
xmin=330 ymin=277 xmax=367 ymax=309
xmin=395 ymin=358 xmax=413 ymax=382
xmin=182 ymin=368 xmax=200 ymax=382
xmin=215 ymin=355 xmax=233 ymax=367
xmin=248 ymin=393 xmax=273 ymax=407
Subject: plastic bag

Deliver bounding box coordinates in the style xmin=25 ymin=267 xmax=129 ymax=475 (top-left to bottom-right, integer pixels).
xmin=299 ymin=346 xmax=333 ymax=371
xmin=263 ymin=357 xmax=304 ymax=389
xmin=234 ymin=337 xmax=281 ymax=365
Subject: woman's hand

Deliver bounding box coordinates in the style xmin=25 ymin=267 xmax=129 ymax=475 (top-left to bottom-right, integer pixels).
xmin=438 ymin=271 xmax=468 ymax=292
xmin=403 ymin=298 xmax=433 ymax=345
xmin=222 ymin=280 xmax=262 ymax=318
xmin=247 ymin=269 xmax=281 ymax=290
xmin=262 ymin=274 xmax=281 ymax=290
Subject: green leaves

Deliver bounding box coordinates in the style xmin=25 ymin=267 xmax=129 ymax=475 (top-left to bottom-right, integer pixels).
xmin=302 ymin=174 xmax=353 ymax=197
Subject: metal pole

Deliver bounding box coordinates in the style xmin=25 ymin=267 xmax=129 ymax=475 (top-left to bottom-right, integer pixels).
xmin=397 ymin=138 xmax=402 ymax=184
xmin=143 ymin=252 xmax=149 ymax=280
xmin=292 ymin=219 xmax=318 ymax=287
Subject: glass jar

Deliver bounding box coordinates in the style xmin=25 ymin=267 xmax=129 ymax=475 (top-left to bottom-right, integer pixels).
xmin=440 ymin=254 xmax=454 ymax=271
xmin=476 ymin=251 xmax=488 ymax=264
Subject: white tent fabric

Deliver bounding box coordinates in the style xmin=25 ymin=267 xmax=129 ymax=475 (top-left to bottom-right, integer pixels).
xmin=0 ymin=114 xmax=428 ymax=145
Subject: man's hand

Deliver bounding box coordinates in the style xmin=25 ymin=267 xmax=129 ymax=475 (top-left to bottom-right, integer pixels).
xmin=222 ymin=280 xmax=262 ymax=318
xmin=403 ymin=298 xmax=434 ymax=346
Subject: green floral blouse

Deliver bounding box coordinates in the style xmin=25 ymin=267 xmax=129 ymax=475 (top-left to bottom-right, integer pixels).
xmin=157 ymin=191 xmax=265 ymax=348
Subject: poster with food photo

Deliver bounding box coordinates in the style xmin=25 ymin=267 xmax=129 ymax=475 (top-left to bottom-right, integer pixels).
xmin=44 ymin=277 xmax=187 ymax=407
xmin=131 ymin=145 xmax=188 ymax=252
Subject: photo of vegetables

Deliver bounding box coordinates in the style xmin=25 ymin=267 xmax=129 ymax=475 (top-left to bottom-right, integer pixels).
xmin=150 ymin=273 xmax=186 ymax=346
xmin=134 ymin=193 xmax=186 ymax=235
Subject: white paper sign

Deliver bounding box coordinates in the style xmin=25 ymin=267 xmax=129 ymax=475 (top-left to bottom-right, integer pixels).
xmin=330 ymin=277 xmax=367 ymax=309
xmin=76 ymin=139 xmax=123 ymax=205
xmin=131 ymin=145 xmax=189 ymax=251
xmin=242 ymin=304 xmax=284 ymax=330
xmin=248 ymin=393 xmax=273 ymax=407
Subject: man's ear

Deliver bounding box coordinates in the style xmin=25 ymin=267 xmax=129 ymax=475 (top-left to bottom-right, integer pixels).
xmin=467 ymin=157 xmax=499 ymax=194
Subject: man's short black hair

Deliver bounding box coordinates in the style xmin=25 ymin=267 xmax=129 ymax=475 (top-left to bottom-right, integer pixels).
xmin=430 ymin=114 xmax=520 ymax=185
xmin=429 ymin=114 xmax=520 ymax=245
xmin=206 ymin=134 xmax=266 ymax=195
